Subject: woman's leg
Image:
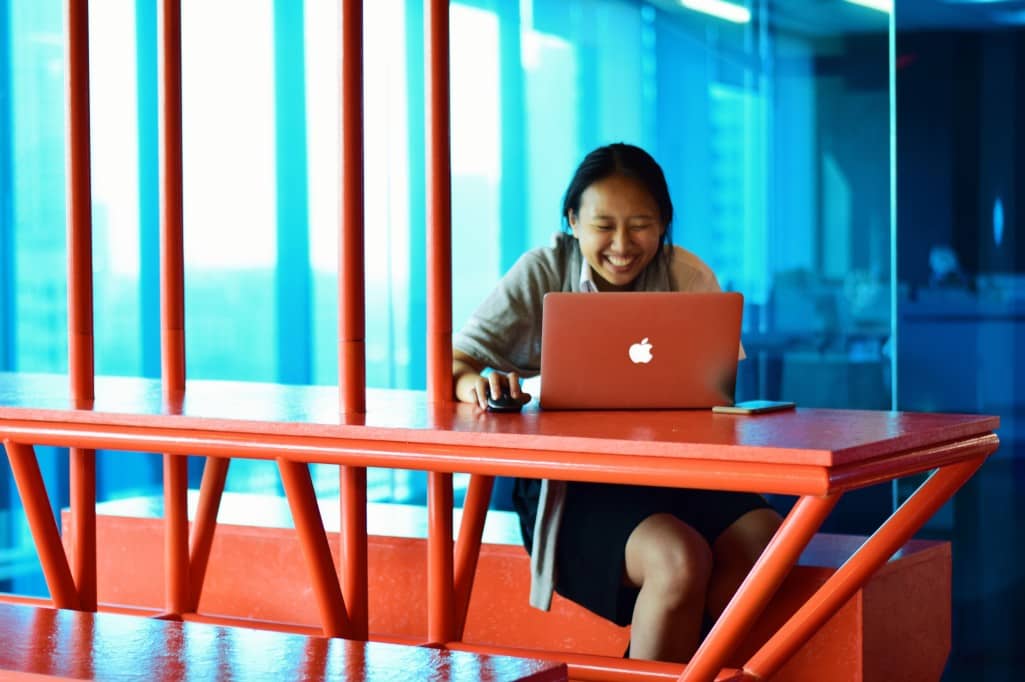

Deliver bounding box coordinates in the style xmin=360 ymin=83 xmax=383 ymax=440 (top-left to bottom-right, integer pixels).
xmin=624 ymin=513 xmax=714 ymax=662
xmin=706 ymin=507 xmax=783 ymax=617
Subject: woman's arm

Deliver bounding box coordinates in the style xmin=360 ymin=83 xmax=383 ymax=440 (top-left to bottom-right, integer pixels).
xmin=453 ymin=349 xmax=530 ymax=409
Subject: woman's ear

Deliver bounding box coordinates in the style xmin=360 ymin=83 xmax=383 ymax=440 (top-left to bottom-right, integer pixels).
xmin=567 ymin=210 xmax=579 ymax=237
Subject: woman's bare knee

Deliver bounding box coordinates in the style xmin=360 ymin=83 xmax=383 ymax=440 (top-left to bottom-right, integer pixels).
xmin=625 ymin=513 xmax=713 ymax=604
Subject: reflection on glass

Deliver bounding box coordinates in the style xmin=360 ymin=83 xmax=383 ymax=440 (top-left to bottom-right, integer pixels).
xmin=895 ymin=3 xmax=1024 ymax=678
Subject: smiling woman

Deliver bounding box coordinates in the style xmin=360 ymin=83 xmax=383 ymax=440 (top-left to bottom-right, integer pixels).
xmin=451 ymin=142 xmax=782 ymax=662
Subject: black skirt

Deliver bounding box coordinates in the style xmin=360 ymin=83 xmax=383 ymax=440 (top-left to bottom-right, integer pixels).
xmin=512 ymin=478 xmax=771 ymax=627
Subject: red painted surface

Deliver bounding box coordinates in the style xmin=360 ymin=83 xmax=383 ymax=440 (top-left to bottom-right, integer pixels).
xmin=67 ymin=513 xmax=950 ymax=682
xmin=0 ymin=603 xmax=566 ymax=681
xmin=158 ymin=0 xmax=185 ymax=393
xmin=0 ymin=373 xmax=999 ymax=470
xmin=426 ymin=0 xmax=454 ymax=406
xmin=187 ymin=456 xmax=229 ymax=610
xmin=5 ymin=443 xmax=78 ymax=610
xmin=64 ymin=0 xmax=99 ymax=617
xmin=339 ymin=0 xmax=366 ymax=415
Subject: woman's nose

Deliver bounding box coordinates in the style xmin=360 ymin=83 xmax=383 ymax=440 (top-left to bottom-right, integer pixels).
xmin=611 ymin=225 xmax=632 ymax=250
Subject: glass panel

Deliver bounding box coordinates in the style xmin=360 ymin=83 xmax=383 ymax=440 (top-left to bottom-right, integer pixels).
xmin=895 ymin=2 xmax=1025 ymax=676
xmin=11 ymin=1 xmax=66 ymax=374
xmin=4 ymin=0 xmax=65 ymax=595
xmin=182 ymin=1 xmax=278 ymax=382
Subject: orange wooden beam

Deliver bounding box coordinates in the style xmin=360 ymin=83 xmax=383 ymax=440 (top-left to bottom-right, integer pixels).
xmin=426 ymin=0 xmax=452 ymax=405
xmin=4 ymin=442 xmax=80 ymax=610
xmin=278 ymin=459 xmax=352 ymax=638
xmin=427 ymin=470 xmax=455 ymax=643
xmin=341 ymin=465 xmax=368 ymax=639
xmin=157 ymin=0 xmax=192 ymax=619
xmin=454 ymin=474 xmax=494 ymax=638
xmin=339 ymin=0 xmax=366 ymax=415
xmin=65 ymin=0 xmax=97 ymax=614
xmin=187 ymin=456 xmax=230 ymax=610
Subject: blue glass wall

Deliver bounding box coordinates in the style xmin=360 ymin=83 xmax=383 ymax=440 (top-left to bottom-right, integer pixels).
xmin=1 ymin=0 xmax=893 ymax=609
xmin=896 ymin=3 xmax=1025 ymax=677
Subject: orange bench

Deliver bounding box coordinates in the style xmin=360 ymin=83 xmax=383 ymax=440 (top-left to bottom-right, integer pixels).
xmin=0 ymin=601 xmax=566 ymax=681
xmin=65 ymin=496 xmax=950 ymax=682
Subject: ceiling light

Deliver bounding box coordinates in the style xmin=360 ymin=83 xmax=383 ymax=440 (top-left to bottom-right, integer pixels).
xmin=844 ymin=0 xmax=892 ymax=12
xmin=678 ymin=0 xmax=752 ymax=24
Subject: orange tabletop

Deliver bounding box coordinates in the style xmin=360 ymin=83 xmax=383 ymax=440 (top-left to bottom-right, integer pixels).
xmin=0 ymin=372 xmax=999 ymax=494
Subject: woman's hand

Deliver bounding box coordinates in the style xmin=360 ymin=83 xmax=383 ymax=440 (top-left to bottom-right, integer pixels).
xmin=453 ymin=350 xmax=531 ymax=409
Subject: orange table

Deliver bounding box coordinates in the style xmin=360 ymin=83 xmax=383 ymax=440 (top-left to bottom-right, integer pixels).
xmin=0 ymin=372 xmax=999 ymax=682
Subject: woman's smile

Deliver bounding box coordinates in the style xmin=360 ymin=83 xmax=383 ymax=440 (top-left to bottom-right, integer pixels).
xmin=603 ymin=253 xmax=639 ymax=273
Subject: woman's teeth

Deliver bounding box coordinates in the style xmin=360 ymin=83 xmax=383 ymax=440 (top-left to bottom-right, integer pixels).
xmin=606 ymin=255 xmax=633 ymax=268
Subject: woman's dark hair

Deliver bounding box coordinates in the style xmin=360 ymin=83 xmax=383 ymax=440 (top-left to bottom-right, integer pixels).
xmin=561 ymin=143 xmax=674 ymax=251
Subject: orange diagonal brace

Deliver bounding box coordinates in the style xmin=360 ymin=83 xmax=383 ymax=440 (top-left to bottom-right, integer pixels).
xmin=278 ymin=458 xmax=351 ymax=638
xmin=682 ymin=493 xmax=840 ymax=681
xmin=454 ymin=474 xmax=494 ymax=638
xmin=4 ymin=441 xmax=80 ymax=610
xmin=743 ymin=454 xmax=991 ymax=680
xmin=187 ymin=456 xmax=230 ymax=610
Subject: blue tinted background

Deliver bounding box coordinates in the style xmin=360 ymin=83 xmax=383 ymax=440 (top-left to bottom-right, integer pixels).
xmin=0 ymin=1 xmax=1021 ymax=678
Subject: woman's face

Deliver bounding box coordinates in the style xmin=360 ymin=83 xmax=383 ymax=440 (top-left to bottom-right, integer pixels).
xmin=569 ymin=174 xmax=665 ymax=291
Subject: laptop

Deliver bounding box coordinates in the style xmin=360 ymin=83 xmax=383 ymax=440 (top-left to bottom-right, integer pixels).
xmin=539 ymin=291 xmax=743 ymax=410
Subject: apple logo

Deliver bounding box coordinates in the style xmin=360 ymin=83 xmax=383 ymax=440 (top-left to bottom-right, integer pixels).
xmin=628 ymin=337 xmax=653 ymax=364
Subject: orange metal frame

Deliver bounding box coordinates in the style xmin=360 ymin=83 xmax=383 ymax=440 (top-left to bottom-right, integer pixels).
xmin=0 ymin=400 xmax=999 ymax=681
xmin=0 ymin=1 xmax=999 ymax=682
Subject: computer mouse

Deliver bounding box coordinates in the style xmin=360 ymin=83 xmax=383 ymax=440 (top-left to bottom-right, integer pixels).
xmin=485 ymin=385 xmax=526 ymax=413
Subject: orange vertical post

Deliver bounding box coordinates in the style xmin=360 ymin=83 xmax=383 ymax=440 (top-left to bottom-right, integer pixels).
xmin=425 ymin=0 xmax=452 ymax=404
xmin=425 ymin=0 xmax=456 ymax=644
xmin=428 ymin=466 xmax=455 ymax=642
xmin=338 ymin=0 xmax=366 ymax=414
xmin=339 ymin=0 xmax=369 ymax=636
xmin=65 ymin=0 xmax=96 ymax=613
xmin=341 ymin=466 xmax=368 ymax=638
xmin=158 ymin=0 xmax=189 ymax=617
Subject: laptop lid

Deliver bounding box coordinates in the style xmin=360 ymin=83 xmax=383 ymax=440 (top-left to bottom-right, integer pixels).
xmin=539 ymin=291 xmax=743 ymax=410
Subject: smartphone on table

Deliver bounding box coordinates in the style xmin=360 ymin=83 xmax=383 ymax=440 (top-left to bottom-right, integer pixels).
xmin=712 ymin=400 xmax=796 ymax=415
